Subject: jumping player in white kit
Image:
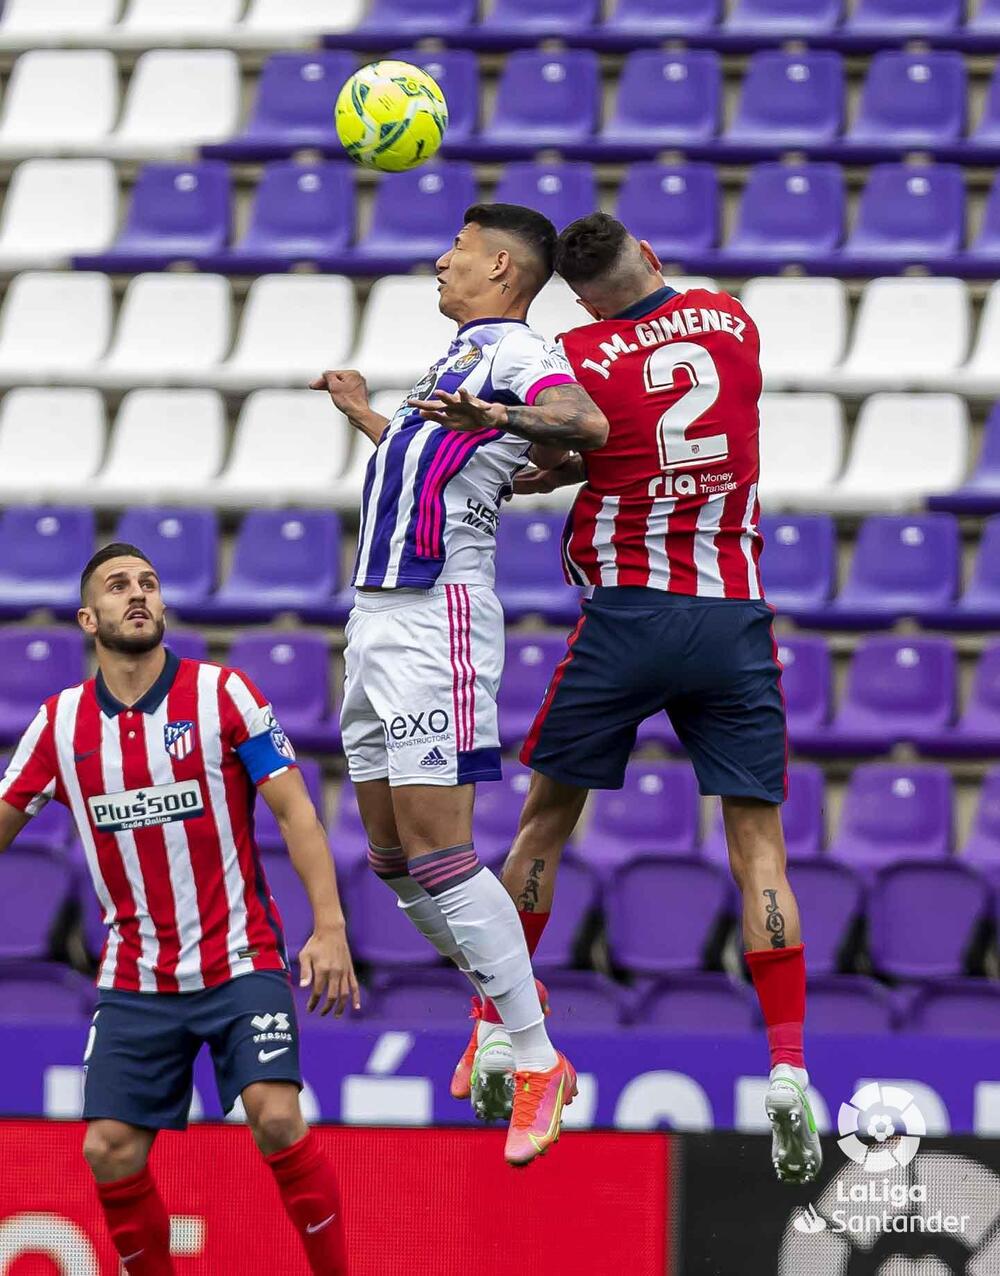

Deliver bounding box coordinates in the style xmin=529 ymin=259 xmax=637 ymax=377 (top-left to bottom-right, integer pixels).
xmin=312 ymin=203 xmax=608 ymax=1166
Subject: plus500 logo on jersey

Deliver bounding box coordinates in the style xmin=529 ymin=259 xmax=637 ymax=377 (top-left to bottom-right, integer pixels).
xmin=88 ymin=779 xmax=204 ymax=832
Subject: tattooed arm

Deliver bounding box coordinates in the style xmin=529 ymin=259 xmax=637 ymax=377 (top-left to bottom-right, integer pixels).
xmin=410 ymin=382 xmax=609 ymax=452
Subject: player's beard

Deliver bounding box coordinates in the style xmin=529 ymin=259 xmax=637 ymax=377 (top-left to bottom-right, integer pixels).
xmin=95 ymin=612 xmax=166 ymax=655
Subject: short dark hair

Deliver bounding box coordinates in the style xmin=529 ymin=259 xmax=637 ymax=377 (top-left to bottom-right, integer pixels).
xmin=555 ymin=212 xmax=631 ymax=286
xmin=464 ymin=202 xmax=557 ymax=285
xmin=80 ymin=543 xmax=154 ymax=600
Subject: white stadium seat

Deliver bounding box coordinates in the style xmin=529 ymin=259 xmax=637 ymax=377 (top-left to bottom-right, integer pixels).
xmin=94 ymin=389 xmax=227 ymax=504
xmin=213 ymin=275 xmax=355 ymax=391
xmin=0 ymin=0 xmax=119 ymax=50
xmin=209 ymin=390 xmax=352 ymax=506
xmin=0 ymin=51 xmax=119 ymax=159
xmin=0 ymin=388 xmax=106 ymax=502
xmin=234 ymin=0 xmax=363 ymax=46
xmin=105 ymin=0 xmax=246 ymax=48
xmin=816 ymin=393 xmax=969 ymax=512
xmin=106 ymin=50 xmax=240 ymax=159
xmin=0 ymin=159 xmax=117 ymax=270
xmin=92 ymin=274 xmax=232 ymax=389
xmin=0 ymin=272 xmax=112 ymax=385
xmin=833 ymin=278 xmax=970 ymax=394
xmin=353 ymin=276 xmax=456 ymax=391
xmin=757 ymin=393 xmax=845 ymax=509
xmin=948 ymin=280 xmax=1000 ymax=395
xmin=530 ymin=277 xmax=590 ymax=344
xmin=324 ymin=387 xmax=402 ymax=511
xmin=740 ymin=277 xmax=848 ymax=388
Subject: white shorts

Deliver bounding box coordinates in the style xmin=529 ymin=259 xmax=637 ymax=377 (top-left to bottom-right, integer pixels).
xmin=341 ymin=584 xmax=504 ymax=788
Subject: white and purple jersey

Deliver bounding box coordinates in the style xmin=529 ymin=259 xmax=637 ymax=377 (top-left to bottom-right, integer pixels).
xmin=353 ymin=317 xmax=577 ymax=589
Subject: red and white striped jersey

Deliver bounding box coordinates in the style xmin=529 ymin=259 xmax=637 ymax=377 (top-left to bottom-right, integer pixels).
xmin=559 ymin=285 xmax=765 ymax=599
xmin=0 ymin=649 xmax=298 ymax=994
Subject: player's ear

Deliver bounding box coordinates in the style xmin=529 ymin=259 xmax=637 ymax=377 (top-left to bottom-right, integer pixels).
xmin=576 ymin=296 xmax=603 ymax=322
xmin=638 ymin=239 xmax=662 ymax=275
xmin=77 ymin=605 xmax=97 ymax=638
xmin=489 ymin=247 xmax=511 ymax=282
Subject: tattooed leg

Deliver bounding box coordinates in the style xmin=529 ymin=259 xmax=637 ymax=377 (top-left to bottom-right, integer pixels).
xmin=721 ymin=797 xmax=802 ymax=952
xmin=501 ymin=772 xmax=589 ymax=914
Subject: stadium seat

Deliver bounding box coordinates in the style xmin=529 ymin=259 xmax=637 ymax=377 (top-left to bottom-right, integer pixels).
xmin=104 ymin=50 xmax=240 ymax=158
xmin=701 ymin=762 xmax=826 ymax=862
xmin=0 ymin=0 xmax=118 ymax=50
xmin=970 ymin=0 xmax=1000 ymax=30
xmin=13 ymin=789 xmax=72 ymax=854
xmin=226 ymin=632 xmax=339 ymax=753
xmin=528 ymin=274 xmax=592 ymax=347
xmin=614 ymin=163 xmax=719 ymax=261
xmin=254 ymin=757 xmax=325 ymax=854
xmin=632 ymin=973 xmax=758 ymax=1032
xmin=756 ymin=394 xmax=844 ymax=509
xmin=474 ymin=766 xmax=533 ymax=861
xmin=828 ymin=764 xmax=953 ymax=872
xmin=114 ymin=508 xmax=218 ymax=610
xmin=757 ymin=515 xmax=838 ymax=614
xmin=326 ymin=781 xmax=371 ymax=875
xmin=164 ymin=631 xmax=209 ymax=663
xmin=345 ymin=861 xmax=443 ymax=967
xmin=805 ymin=976 xmax=895 ymax=1035
xmin=725 ymin=52 xmax=844 ymax=150
xmin=0 ymin=159 xmax=116 ymax=270
xmin=352 ymin=276 xmax=455 ymax=391
xmin=718 ymin=163 xmax=844 ymax=270
xmin=972 ymin=61 xmax=1000 ymax=150
xmin=75 ymin=162 xmax=231 ymax=272
xmin=786 ymin=863 xmax=864 ymax=976
xmin=919 ymin=642 xmax=1000 ymax=755
xmin=869 ymin=862 xmax=990 ymax=979
xmin=348 ymin=162 xmax=476 ymax=273
xmin=964 ymin=172 xmax=1000 ymax=270
xmin=90 ymin=274 xmax=232 ymax=389
xmin=202 ymin=163 xmax=353 ymax=275
xmin=847 ymin=52 xmax=966 ymax=149
xmin=479 ymin=51 xmax=600 ymax=152
xmin=94 ymin=390 xmax=227 ymax=506
xmin=257 ymin=855 xmax=313 ymax=952
xmin=0 ymin=964 xmax=94 ymax=1023
xmin=815 ymin=397 xmax=968 ymax=515
xmin=0 ymin=511 xmax=95 ymax=619
xmin=212 ymin=275 xmax=355 ymax=391
xmin=0 ymin=50 xmax=118 ymax=159
xmin=906 ymin=981 xmax=1000 ymax=1036
xmin=481 ymin=0 xmax=600 ymax=36
xmin=0 ymin=628 xmax=86 ymax=741
xmin=774 ymin=636 xmax=833 ymax=743
xmin=366 ymin=970 xmax=472 ymax=1022
xmin=498 ymin=634 xmax=566 ymax=748
xmin=847 ymin=0 xmax=962 ymax=35
xmin=492 ymin=163 xmax=597 ymax=233
xmin=605 ymin=857 xmax=731 ymax=974
xmin=0 ymin=272 xmax=111 ymax=387
xmin=841 ymin=164 xmax=965 ymax=271
xmin=0 ymin=389 xmax=106 ymax=504
xmin=209 ymin=390 xmax=351 ymax=508
xmin=833 ymin=278 xmax=969 ymax=394
xmin=725 ymin=0 xmax=841 ymax=34
xmin=930 ymin=515 xmax=1000 ymax=626
xmin=358 ymin=1 xmax=478 ymax=41
xmin=598 ymin=51 xmax=721 ymax=153
xmin=390 ymin=50 xmax=479 ymax=145
xmin=104 ymin=0 xmax=246 ymax=48
xmin=0 ymin=851 xmax=76 ymax=959
xmin=602 ymin=0 xmax=721 ymax=39
xmin=743 ymin=278 xmax=848 ymax=388
xmin=238 ymin=0 xmax=364 ymax=45
xmin=961 ymin=767 xmax=1000 ymax=885
xmin=575 ymin=762 xmax=701 ymax=873
xmin=533 ymin=971 xmax=622 ymax=1025
xmin=531 ymin=858 xmax=601 ymax=970
xmin=203 ymin=53 xmax=354 ymax=161
xmin=494 ymin=513 xmax=583 ymax=624
xmin=944 ymin=283 xmax=1000 ymax=397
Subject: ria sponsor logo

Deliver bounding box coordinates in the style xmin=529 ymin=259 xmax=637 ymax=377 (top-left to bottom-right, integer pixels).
xmin=88 ymin=779 xmax=204 ymax=832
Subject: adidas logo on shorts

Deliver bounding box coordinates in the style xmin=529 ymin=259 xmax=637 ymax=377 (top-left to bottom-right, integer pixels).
xmin=420 ymin=747 xmax=448 ymax=769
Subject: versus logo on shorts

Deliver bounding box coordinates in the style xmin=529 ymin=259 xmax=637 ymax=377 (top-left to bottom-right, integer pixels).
xmin=380 ymin=709 xmax=451 ymax=753
xmin=88 ymin=779 xmax=204 ymax=832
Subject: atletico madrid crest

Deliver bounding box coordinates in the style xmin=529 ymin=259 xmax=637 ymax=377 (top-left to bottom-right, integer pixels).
xmin=164 ymin=719 xmax=196 ymax=760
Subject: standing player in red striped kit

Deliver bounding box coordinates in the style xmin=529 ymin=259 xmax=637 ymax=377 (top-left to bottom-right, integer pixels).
xmin=433 ymin=214 xmax=821 ymax=1185
xmin=0 ymin=543 xmax=358 ymax=1274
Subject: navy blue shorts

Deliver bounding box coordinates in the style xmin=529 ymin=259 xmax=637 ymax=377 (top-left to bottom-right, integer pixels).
xmin=82 ymin=970 xmax=302 ymax=1131
xmin=521 ymin=587 xmax=788 ymax=802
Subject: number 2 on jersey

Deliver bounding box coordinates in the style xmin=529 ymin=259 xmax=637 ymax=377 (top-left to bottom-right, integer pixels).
xmin=644 ymin=342 xmax=729 ymax=471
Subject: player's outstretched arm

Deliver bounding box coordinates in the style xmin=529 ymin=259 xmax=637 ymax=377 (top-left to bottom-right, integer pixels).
xmin=310 ymin=368 xmax=390 ymax=446
xmin=410 ymin=383 xmax=609 ymax=451
xmin=260 ymin=769 xmax=361 ymax=1017
xmin=0 ymin=799 xmax=29 ymax=854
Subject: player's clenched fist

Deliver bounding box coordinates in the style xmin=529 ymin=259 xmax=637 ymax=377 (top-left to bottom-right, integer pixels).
xmin=310 ymin=369 xmax=371 ymax=420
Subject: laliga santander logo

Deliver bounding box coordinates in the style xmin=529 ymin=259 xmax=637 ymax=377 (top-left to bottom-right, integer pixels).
xmin=837 ymin=1081 xmax=926 ymax=1173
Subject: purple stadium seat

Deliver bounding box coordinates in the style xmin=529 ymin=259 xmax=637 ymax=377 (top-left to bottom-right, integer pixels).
xmin=492 ymin=163 xmax=596 ymax=232
xmin=201 ymin=163 xmax=353 ymax=274
xmin=481 ymin=51 xmax=599 ymax=152
xmin=368 ymin=969 xmax=471 ymax=1023
xmin=971 ymin=64 xmax=1000 ymax=149
xmin=634 ymin=710 xmax=683 ymax=752
xmin=726 ymin=52 xmax=844 ymax=149
xmin=576 ymin=762 xmax=700 ymax=874
xmin=759 ymin=515 xmax=837 ymax=616
xmin=918 ymin=643 xmax=1000 ymax=756
xmin=786 ymin=862 xmax=863 ymax=975
xmin=848 ymin=52 xmax=965 ymax=149
xmin=203 ymin=53 xmax=355 ymax=161
xmin=0 ymin=629 xmax=85 ymax=745
xmin=327 ymin=781 xmax=374 ymax=877
xmin=829 ymin=764 xmax=953 ymax=872
xmin=847 ymin=0 xmax=962 ymax=34
xmin=814 ymin=637 xmax=956 ymax=755
xmin=603 ymin=0 xmax=721 ymax=38
xmin=775 ymin=636 xmax=832 ymax=743
xmin=806 ymin=976 xmax=895 ymax=1034
xmin=606 ymin=857 xmax=732 ymax=973
xmin=205 ymin=510 xmax=343 ymax=624
xmin=258 ymin=854 xmax=313 ymax=954
xmin=391 ymin=51 xmax=479 ymax=145
xmin=473 ymin=765 xmax=532 ymax=860
xmin=14 ymin=791 xmax=72 ymax=854
xmin=702 ymin=762 xmax=826 ymax=863
xmin=537 ymin=971 xmax=622 ymax=1027
xmin=929 ymin=406 xmax=1000 ymax=517
xmin=114 ymin=508 xmax=217 ymax=610
xmin=946 ymin=517 xmax=1000 ymax=627
xmin=0 ymin=507 xmax=95 ymax=618
xmin=840 ymin=165 xmax=965 ymax=269
xmin=869 ymin=862 xmax=990 ymax=978
xmin=498 ymin=634 xmax=565 ymax=748
xmin=0 ymin=849 xmax=75 ymax=959
xmin=360 ymin=0 xmax=477 ymax=38
xmin=599 ymin=51 xmax=721 ymax=152
xmin=481 ymin=0 xmax=600 ymax=35
xmin=0 ymin=963 xmax=95 ymax=1023
xmin=495 ymin=514 xmax=582 ymax=624
xmin=254 ymin=757 xmax=324 ymax=855
xmin=75 ymin=163 xmax=231 ymax=272
xmin=345 ymin=860 xmax=441 ymax=967
xmin=907 ymin=980 xmax=1000 ymax=1036
xmin=614 ymin=163 xmax=718 ymax=262
xmin=720 ymin=164 xmax=844 ymax=268
xmin=347 ymin=162 xmax=476 ymax=273
xmin=164 ymin=631 xmax=209 ymax=664
xmin=531 ymin=855 xmax=599 ymax=970
xmin=633 ymin=973 xmax=758 ymax=1033
xmin=963 ymin=768 xmax=1000 ymax=886
xmin=970 ymin=0 xmax=1000 ymax=32
xmin=226 ymin=633 xmax=339 ymax=754
xmin=726 ymin=0 xmax=842 ymax=34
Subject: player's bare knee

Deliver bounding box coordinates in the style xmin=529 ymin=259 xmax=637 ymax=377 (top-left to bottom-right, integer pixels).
xmin=251 ymin=1107 xmax=307 ymax=1156
xmin=82 ymin=1122 xmax=149 ymax=1181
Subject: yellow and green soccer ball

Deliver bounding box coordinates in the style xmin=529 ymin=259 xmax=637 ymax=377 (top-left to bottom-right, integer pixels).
xmin=335 ymin=60 xmax=449 ymax=173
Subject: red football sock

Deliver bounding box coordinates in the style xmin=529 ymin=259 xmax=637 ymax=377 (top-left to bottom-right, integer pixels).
xmin=95 ymin=1166 xmax=174 ymax=1275
xmin=267 ymin=1131 xmax=348 ymax=1275
xmin=746 ymin=942 xmax=806 ymax=1070
xmin=481 ymin=911 xmax=551 ymax=1024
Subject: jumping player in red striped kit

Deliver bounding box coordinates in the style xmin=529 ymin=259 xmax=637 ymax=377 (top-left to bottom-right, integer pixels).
xmin=0 ymin=543 xmax=358 ymax=1273
xmin=431 ymin=213 xmax=822 ymax=1186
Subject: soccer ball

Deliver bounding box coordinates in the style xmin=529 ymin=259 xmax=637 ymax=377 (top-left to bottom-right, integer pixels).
xmin=335 ymin=60 xmax=448 ymax=173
